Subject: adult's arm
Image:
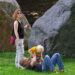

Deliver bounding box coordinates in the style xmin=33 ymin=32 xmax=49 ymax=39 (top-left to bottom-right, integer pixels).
xmin=30 ymin=54 xmax=36 ymax=67
xmin=14 ymin=20 xmax=19 ymax=40
xmin=41 ymin=53 xmax=44 ymax=61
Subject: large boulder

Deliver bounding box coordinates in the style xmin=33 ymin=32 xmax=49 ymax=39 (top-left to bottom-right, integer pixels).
xmin=0 ymin=0 xmax=30 ymax=52
xmin=28 ymin=0 xmax=75 ymax=57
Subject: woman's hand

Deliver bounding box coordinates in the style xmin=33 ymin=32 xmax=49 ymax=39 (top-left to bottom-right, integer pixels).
xmin=17 ymin=39 xmax=21 ymax=46
xmin=24 ymin=24 xmax=31 ymax=29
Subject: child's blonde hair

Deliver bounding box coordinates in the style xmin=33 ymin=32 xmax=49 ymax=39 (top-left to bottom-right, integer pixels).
xmin=29 ymin=45 xmax=44 ymax=54
xmin=36 ymin=45 xmax=44 ymax=53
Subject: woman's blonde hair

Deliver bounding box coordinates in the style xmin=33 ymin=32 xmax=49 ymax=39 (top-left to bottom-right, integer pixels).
xmin=12 ymin=9 xmax=22 ymax=20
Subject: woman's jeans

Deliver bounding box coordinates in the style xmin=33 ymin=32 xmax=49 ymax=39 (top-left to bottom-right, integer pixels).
xmin=15 ymin=39 xmax=24 ymax=68
xmin=42 ymin=53 xmax=64 ymax=72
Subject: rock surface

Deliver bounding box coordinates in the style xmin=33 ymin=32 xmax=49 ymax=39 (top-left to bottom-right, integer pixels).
xmin=28 ymin=0 xmax=75 ymax=57
xmin=0 ymin=0 xmax=30 ymax=52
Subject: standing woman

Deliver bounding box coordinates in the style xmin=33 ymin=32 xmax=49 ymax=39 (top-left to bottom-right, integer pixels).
xmin=12 ymin=9 xmax=28 ymax=69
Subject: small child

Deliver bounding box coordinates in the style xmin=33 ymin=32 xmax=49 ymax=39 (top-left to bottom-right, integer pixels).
xmin=28 ymin=45 xmax=44 ymax=64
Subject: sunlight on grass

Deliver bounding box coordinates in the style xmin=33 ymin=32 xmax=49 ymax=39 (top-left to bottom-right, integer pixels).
xmin=0 ymin=52 xmax=75 ymax=75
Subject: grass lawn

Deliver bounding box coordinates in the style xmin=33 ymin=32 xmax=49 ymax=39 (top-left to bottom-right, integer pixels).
xmin=0 ymin=52 xmax=75 ymax=75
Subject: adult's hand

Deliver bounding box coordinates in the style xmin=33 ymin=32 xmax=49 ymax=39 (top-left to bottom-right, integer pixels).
xmin=30 ymin=55 xmax=36 ymax=67
xmin=24 ymin=24 xmax=31 ymax=30
xmin=18 ymin=40 xmax=21 ymax=46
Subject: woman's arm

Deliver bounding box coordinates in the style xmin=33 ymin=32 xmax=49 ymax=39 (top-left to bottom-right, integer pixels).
xmin=14 ymin=21 xmax=19 ymax=40
xmin=14 ymin=21 xmax=21 ymax=46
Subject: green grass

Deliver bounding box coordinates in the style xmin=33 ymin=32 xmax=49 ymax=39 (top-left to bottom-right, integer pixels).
xmin=0 ymin=52 xmax=75 ymax=75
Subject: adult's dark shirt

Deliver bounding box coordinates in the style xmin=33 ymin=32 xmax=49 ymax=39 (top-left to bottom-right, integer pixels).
xmin=12 ymin=20 xmax=24 ymax=39
xmin=26 ymin=64 xmax=42 ymax=72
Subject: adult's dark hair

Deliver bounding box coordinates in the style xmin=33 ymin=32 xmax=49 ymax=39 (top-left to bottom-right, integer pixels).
xmin=20 ymin=57 xmax=26 ymax=67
